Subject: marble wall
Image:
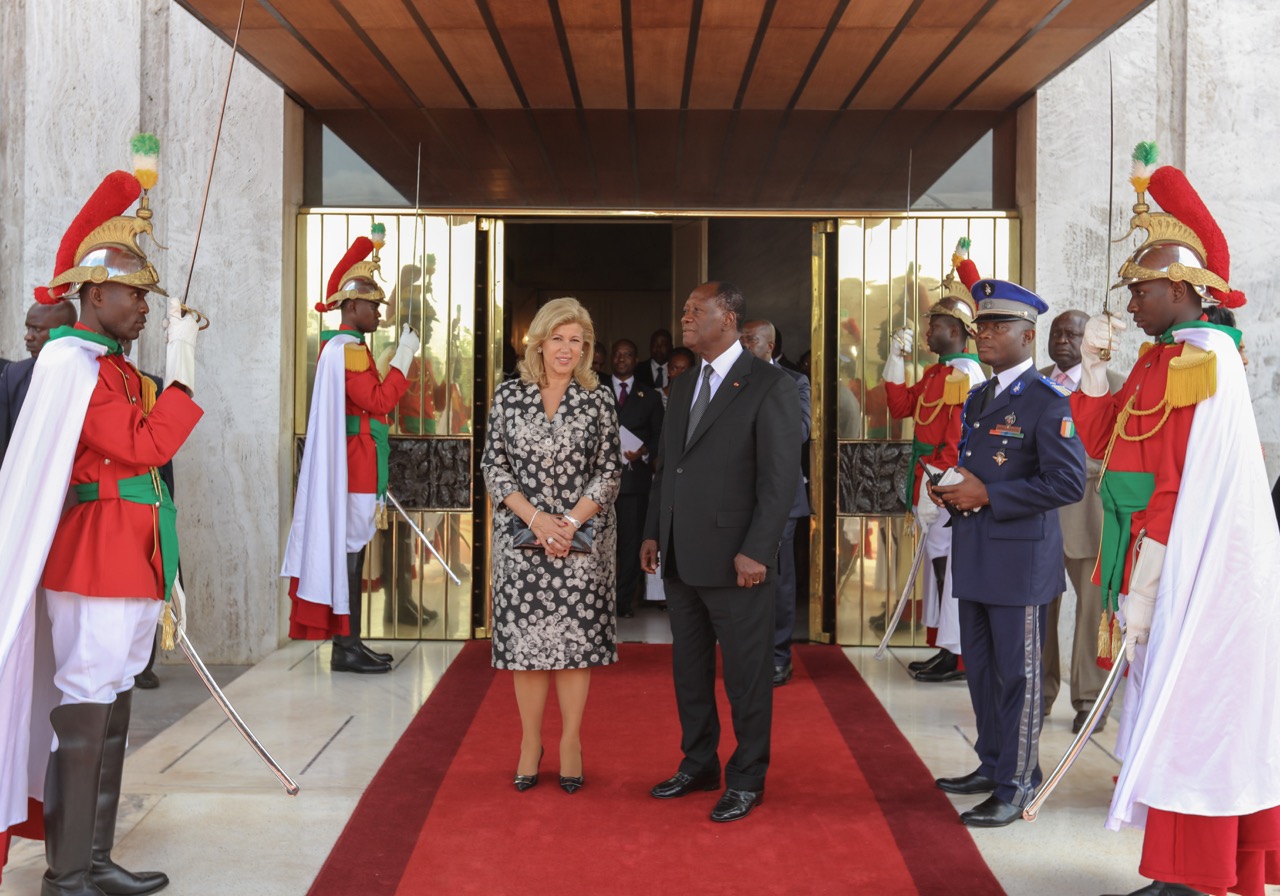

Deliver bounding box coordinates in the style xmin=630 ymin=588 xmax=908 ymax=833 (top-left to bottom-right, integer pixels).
xmin=0 ymin=0 xmax=300 ymax=662
xmin=1033 ymin=0 xmax=1280 ymax=481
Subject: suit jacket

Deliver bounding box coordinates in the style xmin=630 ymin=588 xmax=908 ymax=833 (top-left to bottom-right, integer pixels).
xmin=1039 ymin=365 xmax=1123 ymax=558
xmin=609 ymin=375 xmax=664 ymax=495
xmin=0 ymin=356 xmax=36 ymax=464
xmin=950 ymin=366 xmax=1086 ymax=606
xmin=634 ymin=358 xmax=665 ymax=390
xmin=644 ymin=349 xmax=801 ymax=587
xmin=780 ymin=365 xmax=811 ymax=519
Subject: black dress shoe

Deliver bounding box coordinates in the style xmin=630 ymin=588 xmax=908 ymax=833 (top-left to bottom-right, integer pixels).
xmin=710 ymin=788 xmax=763 ymax=823
xmin=772 ymin=663 xmax=793 ymax=687
xmin=908 ymin=648 xmax=950 ymax=673
xmin=960 ymin=794 xmax=1022 ymax=827
xmin=936 ymin=771 xmax=997 ymax=795
xmin=133 ymin=670 xmax=159 ymax=690
xmin=914 ymin=666 xmax=966 ymax=683
xmin=1101 ymin=882 xmax=1208 ymax=896
xmin=331 ymin=642 xmax=391 ymax=673
xmin=90 ymin=856 xmax=169 ymax=895
xmin=650 ymin=768 xmax=721 ymax=799
xmin=357 ymin=641 xmax=393 ymax=664
xmin=1073 ymin=709 xmax=1108 ymax=734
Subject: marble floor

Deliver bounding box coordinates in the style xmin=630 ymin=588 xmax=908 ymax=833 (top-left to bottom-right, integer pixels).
xmin=4 ymin=618 xmax=1269 ymax=895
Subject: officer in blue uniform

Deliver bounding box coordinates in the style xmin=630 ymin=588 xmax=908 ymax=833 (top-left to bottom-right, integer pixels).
xmin=928 ymin=279 xmax=1086 ymax=827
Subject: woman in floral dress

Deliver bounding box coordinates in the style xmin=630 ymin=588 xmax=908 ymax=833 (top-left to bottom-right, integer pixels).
xmin=482 ymin=297 xmax=621 ymax=793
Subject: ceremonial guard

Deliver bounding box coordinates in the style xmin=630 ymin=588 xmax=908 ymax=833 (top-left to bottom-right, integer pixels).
xmin=0 ymin=144 xmax=202 ymax=895
xmin=1073 ymin=145 xmax=1280 ymax=896
xmin=930 ymin=280 xmax=1085 ymax=827
xmin=881 ymin=239 xmax=986 ymax=683
xmin=282 ymin=229 xmax=419 ymax=674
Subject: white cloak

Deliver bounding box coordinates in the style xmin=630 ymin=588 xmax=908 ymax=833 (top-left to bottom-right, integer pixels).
xmin=1107 ymin=326 xmax=1280 ymax=830
xmin=0 ymin=336 xmax=105 ymax=833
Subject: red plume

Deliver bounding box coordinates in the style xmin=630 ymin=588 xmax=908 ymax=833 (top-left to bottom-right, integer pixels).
xmin=325 ymin=237 xmax=374 ymax=302
xmin=40 ymin=171 xmax=142 ymax=304
xmin=1148 ymin=166 xmax=1245 ymax=308
xmin=957 ymin=259 xmax=981 ymax=291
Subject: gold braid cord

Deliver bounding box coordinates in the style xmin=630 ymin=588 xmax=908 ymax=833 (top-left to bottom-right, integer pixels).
xmin=914 ymin=394 xmax=945 ymax=427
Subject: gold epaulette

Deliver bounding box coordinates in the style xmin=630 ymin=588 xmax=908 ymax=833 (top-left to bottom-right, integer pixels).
xmin=344 ymin=343 xmax=370 ymax=373
xmin=942 ymin=372 xmax=970 ymax=405
xmin=1138 ymin=341 xmax=1155 ymax=357
xmin=1165 ymin=343 xmax=1216 ymax=409
xmin=140 ymin=371 xmax=157 ymax=415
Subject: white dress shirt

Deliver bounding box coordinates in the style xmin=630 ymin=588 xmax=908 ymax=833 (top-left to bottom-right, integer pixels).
xmin=1047 ymin=362 xmax=1081 ymax=393
xmin=992 ymin=356 xmax=1035 ymax=397
xmin=690 ymin=340 xmax=744 ymax=409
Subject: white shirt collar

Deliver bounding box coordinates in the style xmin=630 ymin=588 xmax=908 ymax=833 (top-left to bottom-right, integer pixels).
xmin=700 ymin=339 xmax=744 ymax=382
xmin=993 ymin=356 xmax=1035 ymax=395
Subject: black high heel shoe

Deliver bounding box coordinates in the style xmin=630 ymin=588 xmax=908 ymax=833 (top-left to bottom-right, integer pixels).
xmin=514 ymin=747 xmax=543 ymax=792
xmin=559 ymin=773 xmax=584 ymax=794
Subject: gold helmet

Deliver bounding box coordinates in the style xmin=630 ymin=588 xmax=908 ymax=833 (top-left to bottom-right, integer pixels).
xmin=930 ymin=238 xmax=980 ymax=336
xmin=38 ymin=134 xmax=165 ymax=304
xmin=316 ymin=224 xmax=387 ymax=312
xmin=1112 ymin=141 xmax=1245 ymax=308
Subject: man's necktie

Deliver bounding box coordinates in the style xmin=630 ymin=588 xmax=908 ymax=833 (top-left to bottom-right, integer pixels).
xmin=654 ymin=365 xmax=664 ymax=389
xmin=618 ymin=381 xmax=628 ymax=407
xmin=686 ymin=365 xmax=714 ymax=446
xmin=978 ymin=378 xmax=997 ymax=414
xmin=1052 ymin=369 xmax=1074 ymax=391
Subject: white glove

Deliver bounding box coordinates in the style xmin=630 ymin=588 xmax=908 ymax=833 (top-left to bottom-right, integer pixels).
xmin=1079 ymin=313 xmax=1127 ymax=397
xmin=882 ymin=328 xmax=913 ymax=384
xmin=891 ymin=327 xmax=914 ymax=357
xmin=1123 ymin=537 xmax=1165 ymax=662
xmin=389 ymin=324 xmax=420 ymax=377
xmin=163 ymin=297 xmax=199 ymax=392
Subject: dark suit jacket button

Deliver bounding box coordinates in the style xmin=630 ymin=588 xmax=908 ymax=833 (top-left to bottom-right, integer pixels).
xmin=676 ymin=467 xmax=683 ymax=474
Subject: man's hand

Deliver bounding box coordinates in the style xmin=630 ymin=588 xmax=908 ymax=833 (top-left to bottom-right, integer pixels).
xmin=930 ymin=467 xmax=988 ymax=514
xmin=390 ymin=323 xmax=420 ymax=377
xmin=640 ymin=539 xmax=659 ymax=574
xmin=734 ymin=553 xmax=767 ymax=589
xmin=1079 ymin=312 xmax=1127 ymax=397
xmin=163 ymin=297 xmax=199 ymax=393
xmin=623 ymin=448 xmax=646 ymax=463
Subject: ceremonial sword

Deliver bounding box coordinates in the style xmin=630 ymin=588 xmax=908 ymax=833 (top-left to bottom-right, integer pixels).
xmin=874 ymin=519 xmax=928 ymax=661
xmin=1022 ymin=653 xmax=1127 ymax=821
xmin=1099 ymin=52 xmax=1117 ymax=362
xmin=385 ymin=489 xmax=462 ymax=585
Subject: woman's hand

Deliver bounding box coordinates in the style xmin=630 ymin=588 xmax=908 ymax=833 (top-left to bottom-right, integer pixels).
xmin=533 ymin=513 xmax=575 ymax=558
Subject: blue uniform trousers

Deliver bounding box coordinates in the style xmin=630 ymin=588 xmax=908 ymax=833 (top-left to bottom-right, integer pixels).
xmin=959 ymin=599 xmax=1047 ymax=807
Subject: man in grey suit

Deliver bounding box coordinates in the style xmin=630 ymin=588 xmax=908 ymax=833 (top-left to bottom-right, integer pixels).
xmin=1039 ymin=309 xmax=1125 ymax=733
xmin=740 ymin=319 xmax=810 ymax=687
xmin=641 ymin=282 xmax=800 ymax=823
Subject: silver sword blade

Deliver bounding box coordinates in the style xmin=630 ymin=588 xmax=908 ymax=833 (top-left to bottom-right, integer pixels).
xmin=1022 ymin=653 xmax=1127 ymax=821
xmin=875 ymin=520 xmax=928 ymax=660
xmin=385 ymin=489 xmax=462 ymax=585
xmin=172 ymin=617 xmax=299 ymax=795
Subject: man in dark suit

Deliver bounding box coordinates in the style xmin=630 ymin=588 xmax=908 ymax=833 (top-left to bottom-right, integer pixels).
xmin=0 ymin=299 xmax=78 ymax=461
xmin=740 ymin=319 xmax=810 ymax=686
xmin=634 ymin=328 xmax=672 ymax=390
xmin=641 ymin=281 xmax=800 ymax=823
xmin=608 ymin=338 xmax=664 ymax=618
xmin=1038 ymin=309 xmax=1124 ymax=733
xmin=930 ymin=280 xmax=1086 ymax=828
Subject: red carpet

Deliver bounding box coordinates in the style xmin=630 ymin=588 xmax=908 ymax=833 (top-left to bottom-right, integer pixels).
xmin=308 ymin=642 xmax=1003 ymax=896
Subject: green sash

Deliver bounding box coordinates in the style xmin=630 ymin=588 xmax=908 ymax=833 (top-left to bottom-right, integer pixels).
xmin=346 ymin=414 xmax=390 ymax=499
xmin=1097 ymin=470 xmax=1156 ymax=612
xmin=905 ymin=438 xmax=937 ymax=507
xmin=74 ymin=473 xmax=179 ymax=600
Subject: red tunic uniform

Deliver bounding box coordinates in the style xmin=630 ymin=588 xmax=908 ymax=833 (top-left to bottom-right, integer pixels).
xmin=1073 ymin=333 xmax=1280 ymax=896
xmin=333 ymin=330 xmax=408 ymax=494
xmin=883 ymin=358 xmax=970 ymax=505
xmin=42 ymin=339 xmax=202 ymax=599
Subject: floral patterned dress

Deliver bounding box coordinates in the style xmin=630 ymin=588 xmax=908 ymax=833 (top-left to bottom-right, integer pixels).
xmin=482 ymin=378 xmax=621 ymax=670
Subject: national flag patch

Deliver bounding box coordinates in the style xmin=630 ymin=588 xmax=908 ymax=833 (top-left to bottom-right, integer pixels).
xmin=1060 ymin=418 xmax=1076 ymax=438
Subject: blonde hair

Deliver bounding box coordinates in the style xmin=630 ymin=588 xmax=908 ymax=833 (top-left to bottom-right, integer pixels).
xmin=519 ymin=297 xmax=599 ymax=390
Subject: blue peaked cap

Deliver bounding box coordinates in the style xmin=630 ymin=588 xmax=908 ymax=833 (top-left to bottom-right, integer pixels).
xmin=971 ymin=279 xmax=1049 ymax=323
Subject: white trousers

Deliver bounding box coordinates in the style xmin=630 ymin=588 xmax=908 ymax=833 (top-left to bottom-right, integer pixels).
xmin=46 ymin=590 xmax=161 ymax=706
xmin=917 ymin=501 xmax=962 ymax=655
xmin=347 ymin=493 xmax=377 ymax=552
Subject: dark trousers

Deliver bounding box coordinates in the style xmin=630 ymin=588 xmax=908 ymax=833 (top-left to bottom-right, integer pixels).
xmin=614 ymin=492 xmax=647 ymax=613
xmin=340 ymin=546 xmax=367 ymax=642
xmin=665 ymin=573 xmax=775 ymax=791
xmin=773 ymin=517 xmax=799 ymax=666
xmin=958 ymin=599 xmax=1046 ymax=808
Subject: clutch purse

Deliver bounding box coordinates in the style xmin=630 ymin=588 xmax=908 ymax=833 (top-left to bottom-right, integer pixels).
xmin=511 ymin=517 xmax=595 ymax=553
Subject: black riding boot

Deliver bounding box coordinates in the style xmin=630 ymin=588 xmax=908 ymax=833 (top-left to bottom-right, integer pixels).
xmin=42 ymin=703 xmax=111 ymax=896
xmin=90 ymin=691 xmax=168 ymax=895
xmin=332 ymin=548 xmax=391 ymax=672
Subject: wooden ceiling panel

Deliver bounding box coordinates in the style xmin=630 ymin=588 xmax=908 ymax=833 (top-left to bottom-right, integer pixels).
xmin=901 ymin=28 xmax=1027 ymax=110
xmin=958 ymin=28 xmax=1096 ymax=110
xmin=793 ymin=27 xmax=886 ymax=110
xmin=677 ymin=111 xmax=734 ymax=206
xmin=631 ymin=0 xmax=696 ymax=110
xmin=752 ymin=110 xmax=838 ymax=205
xmin=848 ymin=29 xmax=956 ymax=109
xmin=560 ymin=0 xmax=627 ymax=108
xmin=911 ymin=0 xmax=996 ymax=29
xmin=365 ymin=29 xmax=471 ymax=108
xmin=686 ymin=0 xmax=766 ymax=109
xmin=480 ymin=111 xmax=562 ymax=201
xmin=534 ymin=110 xmax=596 ymax=203
xmin=714 ymin=110 xmax=786 ymax=201
xmin=234 ymin=30 xmax=362 ymax=109
xmin=740 ymin=0 xmax=842 ymax=110
xmin=583 ymin=111 xmax=635 ymax=202
xmin=634 ymin=112 xmax=682 ymax=207
xmin=486 ymin=0 xmax=575 ymax=108
xmin=979 ymin=0 xmax=1069 ymax=29
xmin=417 ymin=2 xmax=521 ymax=108
xmin=1052 ymin=0 xmax=1151 ymax=28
